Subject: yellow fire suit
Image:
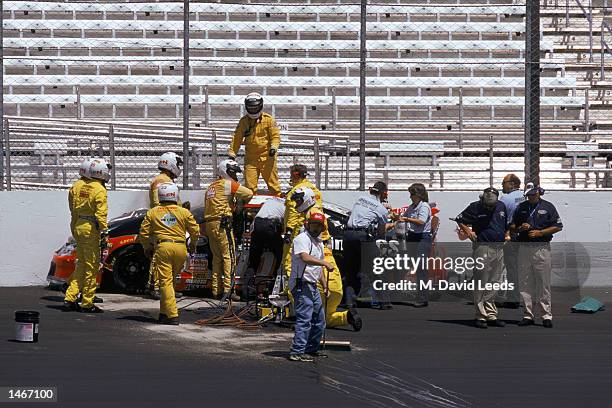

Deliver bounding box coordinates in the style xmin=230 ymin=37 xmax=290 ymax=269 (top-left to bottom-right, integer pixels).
xmin=281 ymin=178 xmax=323 ymax=277
xmin=228 ymin=113 xmax=281 ymax=195
xmin=138 ymin=203 xmax=199 ymax=319
xmin=64 ymin=179 xmax=108 ymax=309
xmin=204 ymin=178 xmax=253 ymax=296
xmin=317 ymin=247 xmax=348 ymax=327
xmin=68 ymin=177 xmax=88 ymax=238
xmin=147 ymin=171 xmax=177 ymax=292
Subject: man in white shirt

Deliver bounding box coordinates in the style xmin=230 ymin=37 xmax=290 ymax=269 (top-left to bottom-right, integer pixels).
xmin=248 ymin=196 xmax=285 ymax=274
xmin=288 ymin=211 xmax=333 ymax=362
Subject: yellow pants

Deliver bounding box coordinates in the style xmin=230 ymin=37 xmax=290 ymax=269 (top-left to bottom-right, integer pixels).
xmin=153 ymin=242 xmax=187 ymax=318
xmin=147 ymin=245 xmax=159 ymax=291
xmin=318 ymin=253 xmax=348 ymax=327
xmin=205 ymin=221 xmax=234 ymax=296
xmin=244 ymin=158 xmax=280 ymax=196
xmin=65 ymin=220 xmax=100 ymax=309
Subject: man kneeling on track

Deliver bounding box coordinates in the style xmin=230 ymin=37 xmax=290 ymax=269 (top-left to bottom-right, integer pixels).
xmin=138 ymin=182 xmax=199 ymax=325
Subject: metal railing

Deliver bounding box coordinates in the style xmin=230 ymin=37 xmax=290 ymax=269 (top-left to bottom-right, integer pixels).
xmin=601 ymin=21 xmax=612 ymax=80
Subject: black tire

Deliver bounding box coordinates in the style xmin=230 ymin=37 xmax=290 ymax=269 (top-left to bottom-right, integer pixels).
xmin=111 ymin=245 xmax=150 ymax=294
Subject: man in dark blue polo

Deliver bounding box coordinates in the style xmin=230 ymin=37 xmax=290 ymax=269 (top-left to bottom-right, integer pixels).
xmin=510 ymin=183 xmax=563 ymax=328
xmin=456 ymin=187 xmax=509 ymax=329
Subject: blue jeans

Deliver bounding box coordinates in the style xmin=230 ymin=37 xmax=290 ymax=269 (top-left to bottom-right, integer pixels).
xmin=290 ymin=282 xmax=326 ymax=356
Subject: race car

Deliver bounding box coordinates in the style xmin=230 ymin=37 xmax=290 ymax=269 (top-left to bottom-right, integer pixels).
xmin=47 ymin=195 xmax=350 ymax=295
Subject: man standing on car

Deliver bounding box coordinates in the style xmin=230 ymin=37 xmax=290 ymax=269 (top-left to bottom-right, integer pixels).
xmin=281 ymin=164 xmax=322 ymax=278
xmin=146 ymin=152 xmax=184 ymax=300
xmin=288 ymin=211 xmax=332 ymax=362
xmin=498 ymin=173 xmax=524 ymax=308
xmin=343 ymin=181 xmax=396 ymax=309
xmin=455 ymin=187 xmax=509 ymax=329
xmin=138 ymin=183 xmax=199 ymax=325
xmin=204 ymin=159 xmax=253 ymax=302
xmin=510 ymin=183 xmax=563 ymax=328
xmin=228 ymin=92 xmax=281 ymax=195
xmin=63 ymin=158 xmax=111 ymax=314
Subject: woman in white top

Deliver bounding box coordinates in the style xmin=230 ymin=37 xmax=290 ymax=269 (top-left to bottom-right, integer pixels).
xmin=398 ymin=183 xmax=432 ymax=307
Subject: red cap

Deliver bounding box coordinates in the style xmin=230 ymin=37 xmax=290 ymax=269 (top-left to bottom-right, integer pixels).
xmin=307 ymin=211 xmax=326 ymax=224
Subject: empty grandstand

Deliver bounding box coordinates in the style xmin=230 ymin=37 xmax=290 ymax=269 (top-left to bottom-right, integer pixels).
xmin=1 ymin=0 xmax=611 ymax=191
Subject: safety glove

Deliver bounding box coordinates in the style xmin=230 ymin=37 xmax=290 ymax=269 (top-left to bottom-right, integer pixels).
xmin=268 ymin=148 xmax=277 ymax=157
xmin=282 ymin=228 xmax=293 ymax=244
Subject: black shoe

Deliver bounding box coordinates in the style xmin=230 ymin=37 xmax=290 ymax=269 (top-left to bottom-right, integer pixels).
xmin=413 ymin=301 xmax=429 ymax=308
xmin=307 ymin=351 xmax=328 ymax=358
xmin=475 ymin=320 xmax=488 ymax=329
xmin=542 ymin=319 xmax=553 ymax=328
xmin=288 ymin=354 xmax=314 ymax=362
xmin=77 ymin=295 xmax=103 ymax=304
xmin=159 ymin=315 xmax=179 ymax=325
xmin=221 ymin=292 xmax=241 ymax=302
xmin=148 ymin=290 xmax=161 ymax=300
xmin=79 ymin=305 xmax=104 ymax=314
xmin=487 ymin=319 xmax=506 ymax=327
xmin=158 ymin=313 xmax=168 ymax=323
xmin=518 ymin=318 xmax=534 ymax=326
xmin=347 ymin=308 xmax=363 ymax=332
xmin=62 ymin=301 xmax=80 ymax=312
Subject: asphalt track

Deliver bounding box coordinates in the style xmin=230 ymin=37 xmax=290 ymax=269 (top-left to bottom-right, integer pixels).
xmin=1 ymin=286 xmax=611 ymax=408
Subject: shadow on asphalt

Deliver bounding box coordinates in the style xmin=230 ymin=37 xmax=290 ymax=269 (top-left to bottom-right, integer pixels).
xmin=41 ymin=295 xmax=64 ymax=302
xmin=117 ymin=315 xmax=158 ymax=324
xmin=262 ymin=350 xmax=290 ymax=359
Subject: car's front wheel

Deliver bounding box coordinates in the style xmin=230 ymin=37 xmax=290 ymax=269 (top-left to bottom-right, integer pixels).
xmin=111 ymin=245 xmax=150 ymax=294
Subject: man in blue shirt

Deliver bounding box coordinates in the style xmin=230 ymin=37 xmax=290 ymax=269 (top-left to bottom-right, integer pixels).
xmin=344 ymin=181 xmax=396 ymax=309
xmin=456 ymin=187 xmax=509 ymax=329
xmin=510 ymin=183 xmax=563 ymax=328
xmin=497 ymin=173 xmax=524 ymax=308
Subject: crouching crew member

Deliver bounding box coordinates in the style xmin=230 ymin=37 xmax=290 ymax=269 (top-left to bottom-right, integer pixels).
xmin=318 ymin=245 xmax=363 ymax=332
xmin=511 ymin=183 xmax=563 ymax=328
xmin=204 ymin=160 xmax=254 ymax=301
xmin=455 ymin=187 xmax=509 ymax=329
xmin=288 ymin=211 xmax=332 ymax=362
xmin=138 ymin=182 xmax=199 ymax=325
xmin=63 ymin=158 xmax=111 ymax=314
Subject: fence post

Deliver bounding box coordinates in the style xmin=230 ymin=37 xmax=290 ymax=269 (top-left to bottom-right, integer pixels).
xmin=566 ymin=0 xmax=570 ymax=28
xmin=314 ymin=137 xmax=321 ymax=189
xmin=109 ymin=124 xmax=116 ymax=190
xmin=589 ymin=0 xmax=594 ymax=63
xmin=0 ymin=123 xmax=4 ymax=191
xmin=76 ymin=85 xmax=82 ymax=120
xmin=182 ymin=0 xmax=190 ymax=189
xmin=211 ymin=130 xmax=218 ymax=179
xmin=191 ymin=145 xmax=199 ymax=189
xmin=345 ymin=139 xmax=350 ymax=190
xmin=4 ymin=119 xmax=11 ymax=191
xmin=584 ymin=89 xmax=590 ymax=132
xmin=601 ymin=22 xmax=606 ymax=81
xmin=331 ymin=87 xmax=337 ymax=131
xmin=489 ymin=134 xmax=494 ymax=187
xmin=358 ymin=0 xmax=367 ymax=190
xmin=204 ymin=85 xmax=210 ymax=128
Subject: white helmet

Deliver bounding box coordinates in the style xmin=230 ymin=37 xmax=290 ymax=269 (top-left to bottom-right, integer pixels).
xmin=291 ymin=187 xmax=316 ymax=213
xmin=89 ymin=158 xmax=112 ymax=183
xmin=158 ymin=182 xmax=180 ymax=203
xmin=78 ymin=157 xmax=93 ymax=179
xmin=218 ymin=159 xmax=242 ymax=182
xmin=244 ymin=92 xmax=263 ymax=119
xmin=158 ymin=152 xmax=183 ymax=178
